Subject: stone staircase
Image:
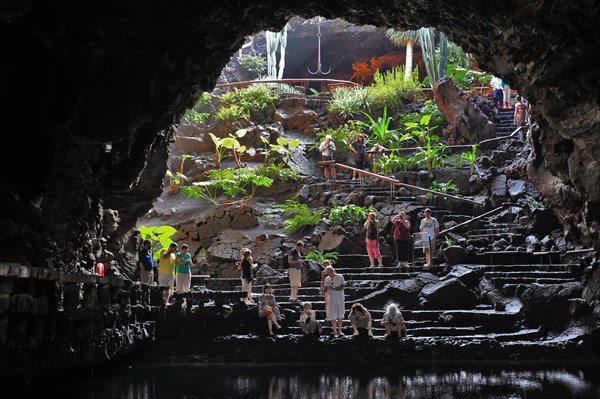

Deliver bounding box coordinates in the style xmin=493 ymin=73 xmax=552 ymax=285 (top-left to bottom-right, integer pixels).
xmin=494 ymin=107 xmax=518 ymax=138
xmin=205 ymin=171 xmax=584 ymax=344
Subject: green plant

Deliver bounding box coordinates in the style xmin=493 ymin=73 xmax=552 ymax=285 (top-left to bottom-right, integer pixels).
xmin=304 ymin=249 xmax=339 ymax=265
xmin=428 ymin=180 xmax=459 ymax=199
xmin=180 ymin=92 xmax=211 ymax=125
xmin=216 ymin=104 xmax=247 ymax=123
xmin=419 ymin=27 xmax=448 ymax=87
xmin=166 ymin=154 xmax=193 ymax=193
xmin=374 ymin=151 xmax=411 ymax=173
xmin=238 ymin=54 xmax=267 ymax=79
xmin=181 ymin=167 xmax=273 ymax=205
xmin=525 ymin=194 xmax=545 ymax=210
xmin=328 ymin=203 xmax=373 ymax=225
xmin=439 ymin=235 xmax=453 ymax=250
xmin=362 ymin=106 xmax=399 ymax=146
xmin=137 ymin=225 xmax=177 ymax=261
xmin=456 ymin=144 xmax=479 ymax=174
xmin=279 ymin=199 xmax=323 ymax=233
xmin=256 ymin=164 xmax=301 ymax=182
xmin=261 ymin=136 xmax=300 ymax=166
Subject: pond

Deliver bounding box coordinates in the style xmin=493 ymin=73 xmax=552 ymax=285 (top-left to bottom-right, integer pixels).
xmin=27 ymin=361 xmax=600 ymax=399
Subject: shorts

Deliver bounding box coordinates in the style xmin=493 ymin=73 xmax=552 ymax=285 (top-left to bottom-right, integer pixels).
xmin=288 ymin=267 xmax=301 ymax=287
xmin=422 ymin=238 xmax=436 ymax=252
xmin=158 ymin=272 xmax=174 ymax=288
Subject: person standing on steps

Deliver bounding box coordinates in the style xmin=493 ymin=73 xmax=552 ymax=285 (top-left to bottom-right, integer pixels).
xmin=513 ymin=95 xmax=529 ymax=140
xmin=175 ymin=243 xmax=193 ymax=307
xmin=323 ymin=265 xmax=345 ymax=337
xmin=349 ymin=132 xmax=368 ymax=180
xmin=158 ymin=242 xmax=178 ymax=305
xmin=240 ymin=248 xmax=259 ymax=303
xmin=319 ymin=259 xmax=332 ymax=320
xmin=490 ymin=76 xmax=504 ymax=109
xmin=319 ymin=134 xmax=337 ymax=181
xmin=137 ymin=239 xmax=155 ymax=284
xmin=392 ymin=211 xmax=411 ymax=269
xmin=502 ymin=81 xmax=512 ymax=109
xmin=258 ymin=283 xmax=282 ymax=336
xmin=419 ymin=208 xmax=439 ymax=267
xmin=364 ymin=211 xmax=383 ymax=268
xmin=287 ymin=241 xmax=305 ymax=302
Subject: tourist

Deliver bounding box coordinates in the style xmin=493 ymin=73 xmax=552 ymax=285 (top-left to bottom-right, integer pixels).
xmin=364 ymin=210 xmax=383 ymax=268
xmin=240 ymin=248 xmax=259 ymax=303
xmin=319 ymin=260 xmax=332 ymax=320
xmin=175 ymin=244 xmax=193 ymax=307
xmin=513 ymin=94 xmax=528 ymax=138
xmin=137 ymin=238 xmax=155 ymax=284
xmin=381 ymin=303 xmax=406 ymax=338
xmin=419 ymin=208 xmax=439 ymax=267
xmin=258 ymin=283 xmax=282 ymax=336
xmin=299 ymin=301 xmax=321 ymax=336
xmin=348 ymin=302 xmax=373 ymax=337
xmin=502 ymin=81 xmax=511 ymax=109
xmin=319 ymin=134 xmax=337 ymax=181
xmin=490 ymin=76 xmax=504 ymax=109
xmin=158 ymin=242 xmax=178 ymax=305
xmin=349 ymin=132 xmax=368 ymax=180
xmin=369 ymin=143 xmax=388 ymax=173
xmin=392 ymin=211 xmax=412 ymax=269
xmin=323 ymin=265 xmax=345 ymax=337
xmin=287 ymin=241 xmax=305 ymax=302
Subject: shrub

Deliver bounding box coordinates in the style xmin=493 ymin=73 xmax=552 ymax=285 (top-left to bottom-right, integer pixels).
xmin=329 ymin=203 xmax=373 ymax=225
xmin=238 ymin=54 xmax=267 ymax=79
xmin=279 ymin=200 xmax=323 ymax=233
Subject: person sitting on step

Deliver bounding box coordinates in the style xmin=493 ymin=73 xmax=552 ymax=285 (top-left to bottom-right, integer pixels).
xmin=258 ymin=283 xmax=282 ymax=336
xmin=299 ymin=301 xmax=321 ymax=336
xmin=348 ymin=302 xmax=373 ymax=337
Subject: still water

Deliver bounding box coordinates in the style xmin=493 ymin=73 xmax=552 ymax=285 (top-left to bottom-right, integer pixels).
xmin=37 ymin=361 xmax=600 ymax=398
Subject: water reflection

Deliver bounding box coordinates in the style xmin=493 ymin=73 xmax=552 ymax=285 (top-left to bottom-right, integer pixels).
xmin=36 ymin=362 xmax=600 ymax=399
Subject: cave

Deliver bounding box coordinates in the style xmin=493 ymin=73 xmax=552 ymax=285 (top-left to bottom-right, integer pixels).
xmin=2 ymin=0 xmax=600 ymax=384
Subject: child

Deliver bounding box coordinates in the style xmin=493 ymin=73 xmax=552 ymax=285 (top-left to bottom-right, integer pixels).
xmin=381 ymin=303 xmax=406 ymax=338
xmin=259 ymin=283 xmax=282 ymax=336
xmin=299 ymin=301 xmax=321 ymax=336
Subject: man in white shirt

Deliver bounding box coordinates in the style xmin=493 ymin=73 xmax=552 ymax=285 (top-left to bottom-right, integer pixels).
xmin=319 ymin=135 xmax=337 ymax=181
xmin=419 ymin=208 xmax=439 ymax=267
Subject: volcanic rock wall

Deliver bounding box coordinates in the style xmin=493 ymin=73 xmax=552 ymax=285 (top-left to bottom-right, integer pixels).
xmin=1 ymin=1 xmax=599 ymax=274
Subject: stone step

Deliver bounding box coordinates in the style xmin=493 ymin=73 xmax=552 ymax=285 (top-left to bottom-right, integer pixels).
xmin=491 ymin=277 xmax=579 ymax=286
xmin=484 ymin=271 xmax=576 ymax=279
xmin=459 ymin=263 xmax=573 ymax=272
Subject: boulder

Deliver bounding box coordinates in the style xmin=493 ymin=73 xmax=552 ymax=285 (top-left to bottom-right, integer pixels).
xmin=419 ymin=277 xmax=478 ymax=309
